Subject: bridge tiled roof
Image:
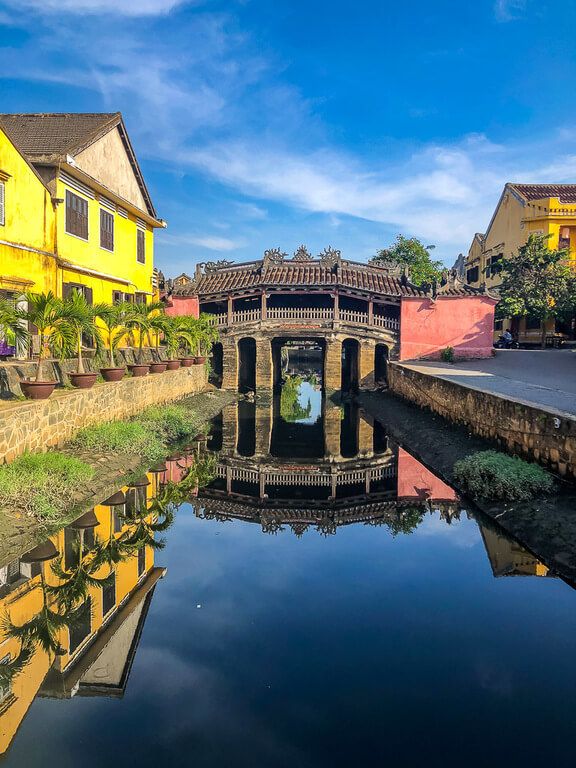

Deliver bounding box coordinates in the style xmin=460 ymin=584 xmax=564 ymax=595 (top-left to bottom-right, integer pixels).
xmin=174 ymin=258 xmax=428 ymax=298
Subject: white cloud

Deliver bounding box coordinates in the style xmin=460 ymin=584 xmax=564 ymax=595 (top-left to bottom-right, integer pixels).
xmin=8 ymin=0 xmax=192 ymax=15
xmin=161 ymin=232 xmax=243 ymax=251
xmin=494 ymin=0 xmax=526 ymax=22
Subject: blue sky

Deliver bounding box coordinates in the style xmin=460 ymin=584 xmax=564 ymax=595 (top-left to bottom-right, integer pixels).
xmin=1 ymin=0 xmax=575 ymax=275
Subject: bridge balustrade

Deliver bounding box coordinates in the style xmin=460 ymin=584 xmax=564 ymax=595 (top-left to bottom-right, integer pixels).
xmin=211 ymin=308 xmax=400 ymax=330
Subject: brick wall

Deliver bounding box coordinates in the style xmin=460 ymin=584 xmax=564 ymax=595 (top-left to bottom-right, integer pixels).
xmin=0 ymin=366 xmax=207 ymax=463
xmin=388 ymin=362 xmax=576 ymax=479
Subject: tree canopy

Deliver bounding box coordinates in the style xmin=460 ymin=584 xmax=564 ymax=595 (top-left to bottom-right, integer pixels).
xmin=497 ymin=233 xmax=576 ymax=346
xmin=370 ymin=235 xmax=443 ymax=287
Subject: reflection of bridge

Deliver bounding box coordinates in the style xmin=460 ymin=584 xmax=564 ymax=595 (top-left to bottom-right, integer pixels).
xmin=173 ymin=249 xmax=431 ymax=392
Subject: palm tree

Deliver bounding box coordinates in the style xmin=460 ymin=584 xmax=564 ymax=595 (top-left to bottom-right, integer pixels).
xmin=60 ymin=291 xmax=103 ymax=375
xmin=95 ymin=303 xmax=129 ymax=369
xmin=23 ymin=292 xmax=74 ymax=382
xmin=162 ymin=315 xmax=194 ymax=361
xmin=124 ymin=301 xmax=165 ymax=363
xmin=0 ymin=297 xmax=28 ymax=355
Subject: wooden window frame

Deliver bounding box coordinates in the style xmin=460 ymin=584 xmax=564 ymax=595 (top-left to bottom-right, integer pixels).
xmin=99 ymin=209 xmax=114 ymax=252
xmin=136 ymin=229 xmax=145 ymax=264
xmin=65 ymin=189 xmax=89 ymax=241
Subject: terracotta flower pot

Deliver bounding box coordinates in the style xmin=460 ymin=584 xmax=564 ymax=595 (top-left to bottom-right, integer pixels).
xmin=100 ymin=367 xmax=125 ymax=382
xmin=69 ymin=372 xmax=98 ymax=390
xmin=149 ymin=362 xmax=168 ymax=374
xmin=165 ymin=360 xmax=180 ymax=371
xmin=179 ymin=357 xmax=194 ymax=367
xmin=19 ymin=380 xmax=57 ymax=400
xmin=193 ymin=356 xmax=206 ymax=365
xmin=127 ymin=364 xmax=150 ymax=377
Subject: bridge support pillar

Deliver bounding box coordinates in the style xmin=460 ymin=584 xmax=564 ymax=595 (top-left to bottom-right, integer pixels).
xmin=359 ymin=339 xmax=376 ymax=389
xmin=255 ymin=337 xmax=273 ymax=391
xmin=358 ymin=414 xmax=374 ymax=458
xmin=221 ymin=337 xmax=238 ymax=390
xmin=324 ymin=337 xmax=342 ymax=392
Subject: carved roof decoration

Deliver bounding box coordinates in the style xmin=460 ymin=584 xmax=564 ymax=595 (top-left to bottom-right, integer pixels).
xmin=172 ymin=250 xmax=484 ymax=300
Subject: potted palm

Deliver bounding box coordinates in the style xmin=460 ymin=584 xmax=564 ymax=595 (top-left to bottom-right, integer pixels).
xmin=124 ymin=302 xmax=153 ymax=376
xmin=20 ymin=292 xmax=73 ymax=400
xmin=162 ymin=316 xmax=182 ymax=370
xmin=61 ymin=291 xmax=103 ymax=389
xmin=147 ymin=310 xmax=169 ymax=373
xmin=0 ymin=297 xmax=28 ymax=359
xmin=175 ymin=316 xmax=196 ymax=367
xmin=193 ymin=314 xmax=219 ymax=364
xmin=96 ymin=303 xmax=128 ymax=382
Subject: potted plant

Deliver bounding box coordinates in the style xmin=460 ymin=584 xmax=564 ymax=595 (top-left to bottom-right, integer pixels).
xmin=61 ymin=291 xmax=103 ymax=389
xmin=162 ymin=316 xmax=182 ymax=371
xmin=147 ymin=310 xmax=169 ymax=373
xmin=19 ymin=292 xmax=74 ymax=400
xmin=96 ymin=304 xmax=129 ymax=382
xmin=192 ymin=313 xmax=219 ymax=364
xmin=124 ymin=302 xmax=153 ymax=376
xmin=173 ymin=316 xmax=196 ymax=367
xmin=0 ymin=297 xmax=28 ymax=360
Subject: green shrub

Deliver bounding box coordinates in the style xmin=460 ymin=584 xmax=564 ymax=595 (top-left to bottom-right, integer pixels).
xmin=72 ymin=421 xmax=165 ymax=462
xmin=440 ymin=346 xmax=455 ymax=363
xmin=453 ymin=450 xmax=554 ymax=501
xmin=0 ymin=452 xmax=94 ymax=520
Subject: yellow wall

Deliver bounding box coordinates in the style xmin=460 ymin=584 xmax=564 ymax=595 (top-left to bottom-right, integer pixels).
xmin=0 ymin=128 xmax=57 ymax=295
xmin=55 ymin=176 xmax=155 ymax=304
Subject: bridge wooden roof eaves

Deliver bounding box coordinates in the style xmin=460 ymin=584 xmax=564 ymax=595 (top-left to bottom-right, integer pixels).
xmin=174 ymin=258 xmax=427 ymax=299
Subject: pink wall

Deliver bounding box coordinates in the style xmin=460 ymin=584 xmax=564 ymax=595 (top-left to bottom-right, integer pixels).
xmin=396 ymin=448 xmax=458 ymax=502
xmin=399 ymin=295 xmax=497 ymax=361
xmin=164 ymin=295 xmax=200 ymax=318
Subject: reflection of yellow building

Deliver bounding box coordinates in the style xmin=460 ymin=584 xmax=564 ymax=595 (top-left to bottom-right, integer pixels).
xmin=479 ymin=524 xmax=551 ymax=578
xmin=0 ymin=113 xmax=165 ymax=309
xmin=0 ymin=471 xmax=165 ymax=755
xmin=464 ymin=183 xmax=576 ymax=342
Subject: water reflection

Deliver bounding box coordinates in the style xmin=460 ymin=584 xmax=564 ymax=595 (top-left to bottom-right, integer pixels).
xmin=0 ymin=378 xmax=563 ymax=761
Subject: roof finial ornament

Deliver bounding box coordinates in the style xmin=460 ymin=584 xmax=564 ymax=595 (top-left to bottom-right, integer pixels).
xmin=263 ymin=248 xmax=287 ymax=268
xmin=319 ymin=246 xmax=342 ymax=268
xmin=292 ymin=245 xmax=312 ymax=262
xmin=205 ymin=259 xmax=235 ymax=273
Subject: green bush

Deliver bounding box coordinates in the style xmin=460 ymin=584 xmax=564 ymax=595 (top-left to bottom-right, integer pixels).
xmin=72 ymin=421 xmax=166 ymax=462
xmin=440 ymin=346 xmax=455 ymax=363
xmin=453 ymin=450 xmax=554 ymax=501
xmin=0 ymin=452 xmax=94 ymax=520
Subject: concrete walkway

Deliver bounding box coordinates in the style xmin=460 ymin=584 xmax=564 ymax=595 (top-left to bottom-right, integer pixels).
xmin=400 ymin=349 xmax=576 ymax=418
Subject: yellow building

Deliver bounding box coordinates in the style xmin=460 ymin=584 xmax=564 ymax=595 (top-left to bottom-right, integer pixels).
xmin=0 ymin=113 xmax=165 ymax=308
xmin=465 ymin=183 xmax=576 ymax=343
xmin=0 ymin=472 xmax=164 ymax=755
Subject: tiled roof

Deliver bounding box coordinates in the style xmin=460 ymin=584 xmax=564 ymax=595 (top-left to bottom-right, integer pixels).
xmin=174 ymin=259 xmax=479 ymax=298
xmin=510 ymin=184 xmax=576 ymax=203
xmin=0 ymin=113 xmax=121 ymax=157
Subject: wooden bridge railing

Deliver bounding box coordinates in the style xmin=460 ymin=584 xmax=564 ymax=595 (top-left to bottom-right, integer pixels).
xmin=211 ymin=308 xmax=400 ymax=331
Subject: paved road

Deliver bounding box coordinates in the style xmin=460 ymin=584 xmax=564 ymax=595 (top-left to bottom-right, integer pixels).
xmin=401 ymin=349 xmax=576 ymax=417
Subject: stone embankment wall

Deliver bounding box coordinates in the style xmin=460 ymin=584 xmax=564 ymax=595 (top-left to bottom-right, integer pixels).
xmin=388 ymin=363 xmax=576 ymax=479
xmin=0 ymin=366 xmax=207 ymax=463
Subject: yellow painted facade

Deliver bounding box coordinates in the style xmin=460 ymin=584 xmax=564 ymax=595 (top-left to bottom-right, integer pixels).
xmin=465 ymin=184 xmax=576 ymax=342
xmin=0 ymin=114 xmax=163 ymax=311
xmin=0 ymin=472 xmax=161 ymax=755
xmin=0 ymin=127 xmax=57 ymax=296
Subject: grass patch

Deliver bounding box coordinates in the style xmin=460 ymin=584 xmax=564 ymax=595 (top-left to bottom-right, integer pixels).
xmin=453 ymin=450 xmax=554 ymax=501
xmin=71 ymin=421 xmax=166 ymax=463
xmin=0 ymin=452 xmax=94 ymax=520
xmin=71 ymin=404 xmax=197 ymax=463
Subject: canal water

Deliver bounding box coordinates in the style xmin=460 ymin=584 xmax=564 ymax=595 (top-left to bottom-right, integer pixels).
xmin=1 ymin=377 xmax=576 ymax=767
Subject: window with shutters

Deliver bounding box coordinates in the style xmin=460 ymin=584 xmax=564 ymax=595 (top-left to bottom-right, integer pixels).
xmin=100 ymin=209 xmax=114 ymax=251
xmin=112 ymin=290 xmax=123 ymax=304
xmin=137 ymin=229 xmax=145 ymax=263
xmin=135 ymin=292 xmax=147 ymax=305
xmin=65 ymin=190 xmax=89 ymax=240
xmin=0 ymin=181 xmax=5 ymax=226
xmin=102 ymin=574 xmax=116 ymax=617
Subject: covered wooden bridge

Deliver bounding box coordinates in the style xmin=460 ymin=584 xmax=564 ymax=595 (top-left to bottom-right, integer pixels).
xmin=171 ymin=246 xmax=496 ymax=392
